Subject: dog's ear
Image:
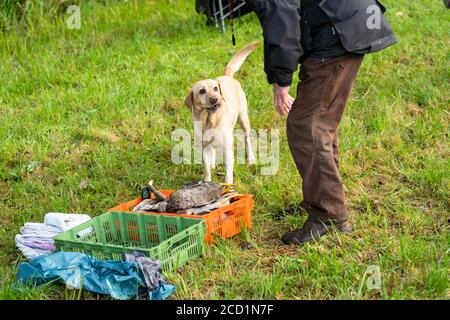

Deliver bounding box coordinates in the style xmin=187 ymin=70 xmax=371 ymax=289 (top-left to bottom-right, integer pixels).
xmin=184 ymin=90 xmax=194 ymax=111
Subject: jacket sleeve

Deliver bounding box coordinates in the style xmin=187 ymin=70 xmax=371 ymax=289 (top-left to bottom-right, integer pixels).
xmin=248 ymin=0 xmax=303 ymax=87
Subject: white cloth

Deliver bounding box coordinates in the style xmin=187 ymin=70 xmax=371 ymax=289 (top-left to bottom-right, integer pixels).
xmin=44 ymin=213 xmax=91 ymax=232
xmin=15 ymin=242 xmax=52 ymax=259
xmin=16 ymin=213 xmax=91 ymax=260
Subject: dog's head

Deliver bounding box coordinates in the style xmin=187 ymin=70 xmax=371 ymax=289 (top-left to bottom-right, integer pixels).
xmin=185 ymin=79 xmax=223 ymax=113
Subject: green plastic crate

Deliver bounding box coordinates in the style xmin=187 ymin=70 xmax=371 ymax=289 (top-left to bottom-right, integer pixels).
xmin=54 ymin=211 xmax=207 ymax=272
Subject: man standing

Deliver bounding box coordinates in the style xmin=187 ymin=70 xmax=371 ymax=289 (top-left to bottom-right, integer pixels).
xmin=247 ymin=0 xmax=396 ymax=244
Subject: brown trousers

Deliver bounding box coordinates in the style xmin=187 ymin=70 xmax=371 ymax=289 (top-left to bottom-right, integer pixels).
xmin=287 ymin=53 xmax=364 ymax=222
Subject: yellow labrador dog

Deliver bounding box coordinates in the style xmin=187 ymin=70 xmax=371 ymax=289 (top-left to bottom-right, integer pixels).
xmin=185 ymin=41 xmax=260 ymax=184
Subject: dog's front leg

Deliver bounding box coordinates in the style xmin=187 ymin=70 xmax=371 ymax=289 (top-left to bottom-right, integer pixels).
xmin=211 ymin=148 xmax=216 ymax=169
xmin=224 ymin=134 xmax=234 ymax=184
xmin=246 ymin=135 xmax=257 ymax=165
xmin=203 ymin=143 xmax=213 ymax=182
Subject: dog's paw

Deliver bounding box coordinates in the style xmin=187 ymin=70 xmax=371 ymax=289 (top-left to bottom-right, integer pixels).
xmin=248 ymin=155 xmax=257 ymax=165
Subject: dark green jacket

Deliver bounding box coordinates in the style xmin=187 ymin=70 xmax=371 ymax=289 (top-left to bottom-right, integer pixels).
xmin=247 ymin=0 xmax=397 ymax=86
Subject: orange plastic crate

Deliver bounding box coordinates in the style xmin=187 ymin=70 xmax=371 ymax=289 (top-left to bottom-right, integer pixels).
xmin=108 ymin=190 xmax=253 ymax=244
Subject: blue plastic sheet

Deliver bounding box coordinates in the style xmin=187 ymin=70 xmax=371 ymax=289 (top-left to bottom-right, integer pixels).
xmin=149 ymin=283 xmax=177 ymax=300
xmin=15 ymin=251 xmax=175 ymax=300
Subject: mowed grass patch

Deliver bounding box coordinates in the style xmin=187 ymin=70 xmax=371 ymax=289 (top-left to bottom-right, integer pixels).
xmin=0 ymin=0 xmax=448 ymax=299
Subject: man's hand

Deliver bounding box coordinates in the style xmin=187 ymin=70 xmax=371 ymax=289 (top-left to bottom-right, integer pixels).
xmin=273 ymin=84 xmax=294 ymax=116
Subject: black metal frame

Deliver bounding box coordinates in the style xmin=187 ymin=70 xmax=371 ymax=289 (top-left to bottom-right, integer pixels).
xmin=211 ymin=0 xmax=247 ymax=32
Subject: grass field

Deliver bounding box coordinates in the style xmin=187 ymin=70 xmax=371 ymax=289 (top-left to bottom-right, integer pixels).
xmin=0 ymin=0 xmax=448 ymax=299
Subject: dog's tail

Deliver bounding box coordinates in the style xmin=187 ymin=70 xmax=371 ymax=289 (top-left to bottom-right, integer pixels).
xmin=224 ymin=41 xmax=261 ymax=78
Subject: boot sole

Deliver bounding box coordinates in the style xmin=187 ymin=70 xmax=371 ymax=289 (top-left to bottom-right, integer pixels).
xmin=281 ymin=222 xmax=353 ymax=245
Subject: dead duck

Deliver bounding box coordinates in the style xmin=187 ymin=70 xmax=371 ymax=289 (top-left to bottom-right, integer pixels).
xmin=133 ymin=181 xmax=235 ymax=214
xmin=166 ymin=181 xmax=224 ymax=212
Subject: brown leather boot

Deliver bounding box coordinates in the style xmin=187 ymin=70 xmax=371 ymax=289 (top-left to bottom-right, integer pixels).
xmin=281 ymin=216 xmax=352 ymax=245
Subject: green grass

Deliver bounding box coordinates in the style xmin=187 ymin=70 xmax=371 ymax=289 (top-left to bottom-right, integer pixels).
xmin=0 ymin=0 xmax=448 ymax=300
